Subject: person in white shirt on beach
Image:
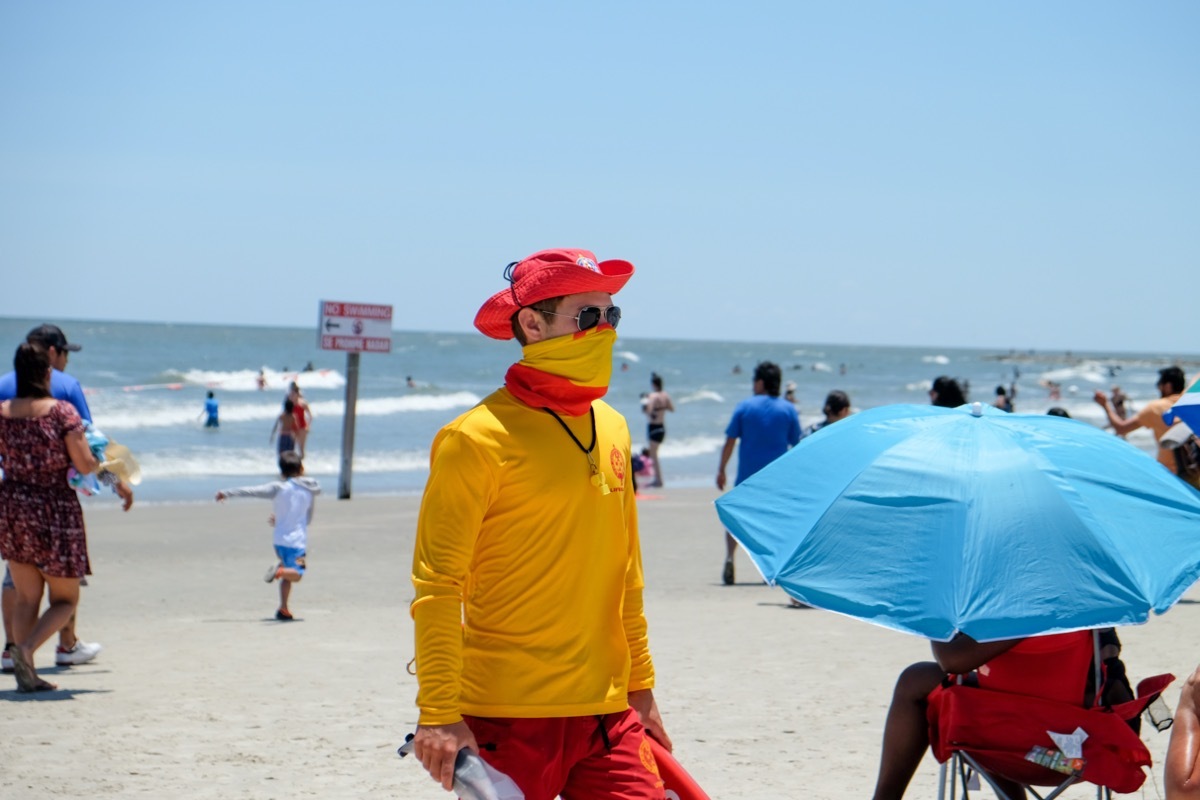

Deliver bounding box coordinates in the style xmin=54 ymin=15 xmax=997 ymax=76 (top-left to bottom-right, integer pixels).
xmin=216 ymin=451 xmax=320 ymax=621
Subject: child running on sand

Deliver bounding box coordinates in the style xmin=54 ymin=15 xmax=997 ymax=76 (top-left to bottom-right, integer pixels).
xmin=215 ymin=451 xmax=321 ymax=621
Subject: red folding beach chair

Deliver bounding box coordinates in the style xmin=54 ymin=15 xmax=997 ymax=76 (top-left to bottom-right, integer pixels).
xmin=928 ymin=630 xmax=1173 ymax=800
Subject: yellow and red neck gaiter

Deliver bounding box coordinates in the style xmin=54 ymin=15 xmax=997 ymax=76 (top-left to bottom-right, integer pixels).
xmin=504 ymin=325 xmax=616 ymax=416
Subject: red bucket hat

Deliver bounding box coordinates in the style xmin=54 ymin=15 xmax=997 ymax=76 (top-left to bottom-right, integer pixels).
xmin=473 ymin=248 xmax=635 ymax=340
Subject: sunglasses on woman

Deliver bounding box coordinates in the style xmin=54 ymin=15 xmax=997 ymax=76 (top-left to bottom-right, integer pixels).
xmin=540 ymin=305 xmax=621 ymax=331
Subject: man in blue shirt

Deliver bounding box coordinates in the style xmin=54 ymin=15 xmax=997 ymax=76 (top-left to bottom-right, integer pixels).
xmin=716 ymin=361 xmax=800 ymax=585
xmin=201 ymin=391 xmax=220 ymax=428
xmin=0 ymin=324 xmax=127 ymax=672
xmin=0 ymin=324 xmax=91 ymax=423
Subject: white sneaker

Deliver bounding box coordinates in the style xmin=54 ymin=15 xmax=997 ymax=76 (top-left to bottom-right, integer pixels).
xmin=264 ymin=563 xmax=282 ymax=583
xmin=55 ymin=640 xmax=103 ymax=666
xmin=1 ymin=646 xmax=13 ymax=672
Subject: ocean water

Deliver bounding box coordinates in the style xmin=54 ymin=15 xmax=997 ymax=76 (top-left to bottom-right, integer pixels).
xmin=1 ymin=317 xmax=1195 ymax=505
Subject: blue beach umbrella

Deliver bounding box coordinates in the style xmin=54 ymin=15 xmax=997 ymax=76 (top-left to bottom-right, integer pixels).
xmin=714 ymin=402 xmax=1200 ymax=643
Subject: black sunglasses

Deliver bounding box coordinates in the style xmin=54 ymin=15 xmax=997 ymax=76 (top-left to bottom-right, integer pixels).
xmin=540 ymin=305 xmax=621 ymax=331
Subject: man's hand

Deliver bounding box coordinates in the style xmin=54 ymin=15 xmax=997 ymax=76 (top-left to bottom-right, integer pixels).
xmin=629 ymin=688 xmax=673 ymax=752
xmin=1093 ymin=389 xmax=1109 ymax=407
xmin=115 ymin=481 xmax=134 ymax=512
xmin=413 ymin=720 xmax=478 ymax=791
xmin=716 ymin=438 xmax=736 ymax=491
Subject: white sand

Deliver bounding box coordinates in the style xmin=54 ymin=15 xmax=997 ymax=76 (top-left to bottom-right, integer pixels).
xmin=1 ymin=488 xmax=1191 ymax=798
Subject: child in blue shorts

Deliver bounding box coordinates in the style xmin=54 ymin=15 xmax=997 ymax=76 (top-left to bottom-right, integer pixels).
xmin=216 ymin=451 xmax=321 ymax=621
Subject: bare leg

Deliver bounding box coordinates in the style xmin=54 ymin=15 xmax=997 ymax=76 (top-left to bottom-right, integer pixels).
xmin=58 ymin=612 xmax=78 ymax=650
xmin=9 ymin=563 xmax=79 ymax=691
xmin=872 ymin=661 xmax=946 ymax=800
xmin=8 ymin=569 xmax=80 ymax=650
xmin=648 ymin=441 xmax=662 ymax=486
xmin=2 ymin=582 xmax=14 ymax=647
xmin=990 ymin=777 xmax=1027 ymax=799
xmin=722 ymin=532 xmax=738 ymax=585
xmin=278 ymin=569 xmax=301 ymax=613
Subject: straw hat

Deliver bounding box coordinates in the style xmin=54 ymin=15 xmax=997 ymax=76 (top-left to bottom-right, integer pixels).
xmin=101 ymin=441 xmax=142 ymax=486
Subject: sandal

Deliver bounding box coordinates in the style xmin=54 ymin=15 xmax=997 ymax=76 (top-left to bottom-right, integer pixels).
xmin=9 ymin=644 xmax=36 ymax=691
xmin=9 ymin=645 xmax=56 ymax=693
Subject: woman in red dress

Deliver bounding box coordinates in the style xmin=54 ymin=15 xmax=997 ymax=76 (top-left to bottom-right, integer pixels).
xmin=0 ymin=343 xmax=99 ymax=691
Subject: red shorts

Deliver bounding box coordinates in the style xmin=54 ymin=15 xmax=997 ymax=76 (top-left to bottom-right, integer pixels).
xmin=463 ymin=708 xmax=665 ymax=800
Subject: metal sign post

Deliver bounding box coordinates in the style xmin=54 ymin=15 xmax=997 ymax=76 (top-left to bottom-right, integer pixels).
xmin=317 ymin=300 xmax=393 ymax=500
xmin=338 ymin=352 xmax=360 ymax=499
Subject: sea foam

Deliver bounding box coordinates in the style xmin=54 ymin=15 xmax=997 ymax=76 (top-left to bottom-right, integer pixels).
xmin=95 ymin=391 xmax=481 ymax=430
xmin=142 ymin=447 xmax=429 ymax=479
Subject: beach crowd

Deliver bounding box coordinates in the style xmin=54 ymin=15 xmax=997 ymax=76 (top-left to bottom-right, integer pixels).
xmin=404 ymin=248 xmax=1200 ymax=800
xmin=4 ymin=251 xmax=1200 ymax=799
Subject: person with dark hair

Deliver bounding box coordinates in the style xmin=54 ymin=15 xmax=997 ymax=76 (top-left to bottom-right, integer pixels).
xmin=800 ymin=390 xmax=852 ymax=439
xmin=271 ymin=399 xmax=298 ymax=456
xmin=716 ymin=360 xmax=800 ymax=585
xmin=1162 ymin=366 xmax=1188 ymax=394
xmin=0 ymin=325 xmax=89 ymax=418
xmin=642 ymin=372 xmax=674 ymax=487
xmin=286 ymin=382 xmax=313 ymax=457
xmin=0 ymin=323 xmax=123 ymax=674
xmin=1110 ymin=385 xmax=1129 ymax=419
xmin=994 ymin=385 xmax=1013 ymax=412
xmin=0 ymin=343 xmax=101 ymax=691
xmin=200 ymin=390 xmax=219 ymax=428
xmin=1046 ymin=407 xmax=1071 ymax=418
xmin=1094 ymin=366 xmax=1187 ymax=475
xmin=929 ymin=376 xmax=967 ymax=408
xmin=410 ymin=249 xmax=671 ymax=798
xmin=215 ymin=451 xmax=320 ymax=621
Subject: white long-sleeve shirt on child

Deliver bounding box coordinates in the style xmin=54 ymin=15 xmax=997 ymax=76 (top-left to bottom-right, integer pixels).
xmin=220 ymin=477 xmax=321 ymax=549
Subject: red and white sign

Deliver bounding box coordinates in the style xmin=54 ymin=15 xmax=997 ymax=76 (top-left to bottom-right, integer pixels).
xmin=318 ymin=300 xmax=393 ymax=353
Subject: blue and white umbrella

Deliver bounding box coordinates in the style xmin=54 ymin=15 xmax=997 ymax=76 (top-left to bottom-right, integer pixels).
xmin=715 ymin=402 xmax=1200 ymax=642
xmin=1167 ymin=380 xmax=1200 ymax=432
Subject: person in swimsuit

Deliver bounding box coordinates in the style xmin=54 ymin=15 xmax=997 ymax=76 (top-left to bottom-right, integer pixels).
xmin=286 ymin=383 xmax=313 ymax=457
xmin=642 ymin=373 xmax=673 ymax=488
xmin=271 ymin=400 xmax=298 ymax=455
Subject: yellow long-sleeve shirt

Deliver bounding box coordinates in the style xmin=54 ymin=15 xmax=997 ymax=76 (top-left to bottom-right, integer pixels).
xmin=411 ymin=388 xmax=655 ymax=725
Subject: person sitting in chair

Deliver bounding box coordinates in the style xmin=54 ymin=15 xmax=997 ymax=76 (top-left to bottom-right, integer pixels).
xmin=871 ymin=630 xmax=1093 ymax=800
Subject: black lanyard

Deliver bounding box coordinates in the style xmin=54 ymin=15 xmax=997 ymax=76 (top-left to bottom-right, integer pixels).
xmin=543 ymin=407 xmax=610 ymax=494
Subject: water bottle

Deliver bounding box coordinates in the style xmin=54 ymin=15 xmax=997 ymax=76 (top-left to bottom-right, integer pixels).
xmin=452 ymin=749 xmax=524 ymax=800
xmin=397 ymin=736 xmax=524 ymax=800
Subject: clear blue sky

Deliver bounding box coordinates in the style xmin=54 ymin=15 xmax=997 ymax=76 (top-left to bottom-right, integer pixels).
xmin=2 ymin=2 xmax=1196 ymax=353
